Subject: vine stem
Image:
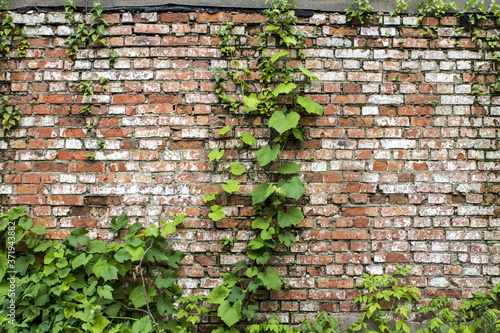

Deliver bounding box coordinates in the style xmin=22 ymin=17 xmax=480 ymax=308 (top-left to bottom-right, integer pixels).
xmin=116 ymin=300 xmax=149 ymax=315
xmin=139 ymin=238 xmax=162 ymax=333
xmin=108 ymin=316 xmax=139 ymax=321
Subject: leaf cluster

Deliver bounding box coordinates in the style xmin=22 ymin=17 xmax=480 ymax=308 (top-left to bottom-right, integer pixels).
xmin=417 ymin=285 xmax=500 ymax=333
xmin=249 ymin=313 xmax=341 ymax=333
xmin=65 ymin=1 xmax=108 ymax=59
xmin=0 ymin=95 xmax=22 ymax=131
xmin=346 ymin=0 xmax=374 ymax=25
xmin=349 ymin=265 xmax=420 ymax=333
xmin=0 ymin=1 xmax=29 ymax=58
xmin=0 ymin=206 xmax=203 ymax=333
xmin=205 ymin=0 xmax=326 ymax=328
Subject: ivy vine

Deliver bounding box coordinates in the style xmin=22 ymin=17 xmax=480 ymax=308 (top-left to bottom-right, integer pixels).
xmin=201 ymin=0 xmax=327 ymax=329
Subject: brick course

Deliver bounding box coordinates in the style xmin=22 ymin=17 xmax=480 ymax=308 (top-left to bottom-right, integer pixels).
xmin=1 ymin=9 xmax=500 ymax=321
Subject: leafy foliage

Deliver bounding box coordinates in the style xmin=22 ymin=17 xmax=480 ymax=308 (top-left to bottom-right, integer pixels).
xmin=0 ymin=1 xmax=29 ymax=58
xmin=349 ymin=265 xmax=420 ymax=333
xmin=0 ymin=206 xmax=209 ymax=333
xmin=249 ymin=314 xmax=341 ymax=333
xmin=65 ymin=1 xmax=108 ymax=59
xmin=417 ymin=0 xmax=457 ymax=22
xmin=346 ymin=0 xmax=373 ymax=24
xmin=417 ymin=285 xmax=500 ymax=333
xmin=0 ymin=95 xmax=22 ymax=131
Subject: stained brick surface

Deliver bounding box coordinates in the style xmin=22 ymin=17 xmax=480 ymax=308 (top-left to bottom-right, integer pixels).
xmin=1 ymin=9 xmax=500 ymax=320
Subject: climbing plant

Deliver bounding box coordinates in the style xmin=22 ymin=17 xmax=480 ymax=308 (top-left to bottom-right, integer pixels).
xmin=0 ymin=95 xmax=21 ymax=131
xmin=0 ymin=1 xmax=29 ymax=58
xmin=65 ymin=0 xmax=108 ymax=59
xmin=0 ymin=206 xmax=209 ymax=333
xmin=202 ymin=0 xmax=327 ymax=329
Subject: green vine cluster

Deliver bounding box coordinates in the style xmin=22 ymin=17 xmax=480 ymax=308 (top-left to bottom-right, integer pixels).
xmin=346 ymin=0 xmax=500 ymax=24
xmin=0 ymin=0 xmax=29 ymax=131
xmin=2 ymin=208 xmax=500 ymax=333
xmin=64 ymin=0 xmax=108 ymax=59
xmin=202 ymin=0 xmax=327 ymax=328
xmin=0 ymin=95 xmax=21 ymax=131
xmin=0 ymin=206 xmax=203 ymax=333
xmin=70 ymin=77 xmax=109 ymax=160
xmin=0 ymin=1 xmax=29 ymax=58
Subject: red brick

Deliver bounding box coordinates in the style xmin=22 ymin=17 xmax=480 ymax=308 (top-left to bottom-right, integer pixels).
xmin=112 ymin=94 xmax=145 ymax=104
xmin=47 ymin=196 xmax=84 ymax=206
xmin=342 ymin=207 xmax=378 ymax=217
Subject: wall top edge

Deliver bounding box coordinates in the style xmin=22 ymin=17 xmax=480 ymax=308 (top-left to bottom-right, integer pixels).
xmin=9 ymin=0 xmax=472 ymax=14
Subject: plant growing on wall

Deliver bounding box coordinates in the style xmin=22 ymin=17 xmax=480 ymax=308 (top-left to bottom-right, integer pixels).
xmin=0 ymin=1 xmax=29 ymax=58
xmin=0 ymin=206 xmax=209 ymax=333
xmin=346 ymin=0 xmax=374 ymax=24
xmin=0 ymin=95 xmax=21 ymax=131
xmin=65 ymin=1 xmax=108 ymax=59
xmin=201 ymin=0 xmax=329 ymax=329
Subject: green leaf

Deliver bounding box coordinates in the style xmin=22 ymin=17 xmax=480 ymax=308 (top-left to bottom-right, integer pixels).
xmin=7 ymin=206 xmax=26 ymax=220
xmin=248 ymin=236 xmax=266 ymax=250
xmin=227 ymin=286 xmax=245 ymax=302
xmin=0 ymin=256 xmax=7 ymax=281
xmin=272 ymin=83 xmax=296 ymax=97
xmin=229 ymin=162 xmax=246 ymax=176
xmin=256 ymin=144 xmax=280 ymax=167
xmin=299 ymin=65 xmax=319 ymax=81
xmin=297 ymin=96 xmax=323 ymax=116
xmin=277 ymin=162 xmax=300 ymax=174
xmin=292 ymin=128 xmax=304 ymax=141
xmin=250 ymin=183 xmax=274 ymax=205
xmin=251 ymin=216 xmax=270 ymax=230
xmin=218 ymin=300 xmax=242 ymax=327
xmin=101 ymin=265 xmax=118 ymax=281
xmin=222 ymin=180 xmax=240 ymax=194
xmin=129 ymin=285 xmax=156 ymax=309
xmin=18 ymin=217 xmax=33 ymax=230
xmin=207 ymin=285 xmax=230 ymax=304
xmin=269 ymin=111 xmax=300 ymax=135
xmin=114 ymin=248 xmax=132 ymax=263
xmin=132 ymin=316 xmax=153 ymax=332
xmin=243 ymin=93 xmax=259 ymax=112
xmin=242 ymin=305 xmax=259 ymax=319
xmin=110 ymin=213 xmax=128 ymax=231
xmin=260 ymin=229 xmax=273 ymax=240
xmin=97 ymin=285 xmax=114 ymax=300
xmin=270 ymin=50 xmax=289 ymax=63
xmin=257 ymin=267 xmax=282 ymax=291
xmin=240 ymin=132 xmax=257 ymax=145
xmin=87 ymin=240 xmax=107 ymax=253
xmin=246 ymin=267 xmax=259 ymax=278
xmin=126 ymin=245 xmax=145 ymax=261
xmin=283 ymin=35 xmax=297 ymax=45
xmin=90 ymin=315 xmax=111 ymax=333
xmin=15 ymin=254 xmax=34 ymax=275
xmin=124 ymin=235 xmax=143 ymax=247
xmin=278 ymin=207 xmax=304 ymax=228
xmin=72 ymin=252 xmax=92 ymax=269
xmin=278 ymin=176 xmax=306 ymax=200
xmin=218 ymin=125 xmax=232 ymax=136
xmin=209 ymin=148 xmax=224 ymax=162
xmin=203 ymin=192 xmax=217 ymax=203
xmin=209 ymin=205 xmax=225 ymax=222
xmin=174 ymin=214 xmax=186 ymax=226
xmin=278 ymin=231 xmax=295 ymax=247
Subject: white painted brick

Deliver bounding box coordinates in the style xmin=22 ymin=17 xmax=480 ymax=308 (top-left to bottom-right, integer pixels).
xmin=425 ymin=73 xmax=459 ymax=82
xmin=367 ymin=95 xmax=403 ymax=104
xmin=362 ymin=106 xmax=378 ymax=115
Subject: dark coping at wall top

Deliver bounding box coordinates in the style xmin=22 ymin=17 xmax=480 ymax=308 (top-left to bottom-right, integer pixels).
xmin=10 ymin=0 xmax=472 ymax=15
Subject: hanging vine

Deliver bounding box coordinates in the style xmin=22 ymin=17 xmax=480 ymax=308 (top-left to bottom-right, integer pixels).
xmin=203 ymin=0 xmax=326 ymax=329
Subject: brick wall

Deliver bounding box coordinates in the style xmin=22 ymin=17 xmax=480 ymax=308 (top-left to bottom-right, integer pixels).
xmin=1 ymin=8 xmax=500 ymax=323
